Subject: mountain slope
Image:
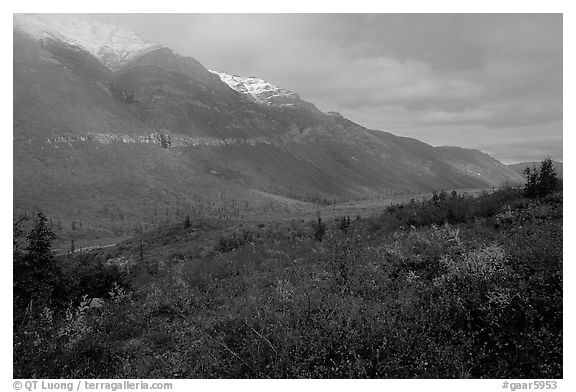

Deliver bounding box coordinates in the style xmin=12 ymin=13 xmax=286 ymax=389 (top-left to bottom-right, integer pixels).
xmin=508 ymin=161 xmax=563 ymax=179
xmin=14 ymin=13 xmax=161 ymax=70
xmin=13 ymin=14 xmax=524 ymax=240
xmin=435 ymin=146 xmax=525 ymax=186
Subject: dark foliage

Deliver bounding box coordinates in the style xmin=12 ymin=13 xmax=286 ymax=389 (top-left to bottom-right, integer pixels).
xmin=13 ymin=188 xmax=562 ymax=378
xmin=13 ymin=212 xmax=129 ymax=378
xmin=216 ymin=229 xmax=254 ymax=253
xmin=13 ymin=213 xmax=59 ymax=316
xmin=366 ymin=187 xmax=523 ymax=233
xmin=338 ymin=215 xmax=351 ymax=234
xmin=313 ymin=213 xmax=327 ymax=241
xmin=523 ymin=157 xmax=560 ymax=199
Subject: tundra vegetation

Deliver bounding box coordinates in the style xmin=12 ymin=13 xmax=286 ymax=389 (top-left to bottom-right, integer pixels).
xmin=13 ymin=158 xmax=562 ymax=378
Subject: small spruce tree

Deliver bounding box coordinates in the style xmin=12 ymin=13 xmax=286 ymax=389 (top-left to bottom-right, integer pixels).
xmin=14 ymin=212 xmax=60 ymax=315
xmin=524 ymin=157 xmax=560 ymax=198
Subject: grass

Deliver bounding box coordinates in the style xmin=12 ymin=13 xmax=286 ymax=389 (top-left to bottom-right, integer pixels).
xmin=13 ymin=187 xmax=562 ymax=378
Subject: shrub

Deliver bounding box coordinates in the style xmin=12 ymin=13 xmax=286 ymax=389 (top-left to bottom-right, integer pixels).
xmin=183 ymin=215 xmax=191 ymax=229
xmin=338 ymin=215 xmax=351 ymax=234
xmin=13 ymin=189 xmax=561 ymax=378
xmin=215 ymin=230 xmax=253 ymax=252
xmin=313 ymin=213 xmax=326 ymax=241
xmin=366 ymin=188 xmax=524 ymax=234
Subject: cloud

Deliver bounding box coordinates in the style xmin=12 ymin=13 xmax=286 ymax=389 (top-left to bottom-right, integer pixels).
xmin=298 ymin=55 xmax=485 ymax=109
xmin=419 ymin=109 xmax=494 ymax=124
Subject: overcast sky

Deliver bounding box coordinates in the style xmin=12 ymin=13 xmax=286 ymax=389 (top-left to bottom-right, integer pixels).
xmin=76 ymin=14 xmax=562 ymax=164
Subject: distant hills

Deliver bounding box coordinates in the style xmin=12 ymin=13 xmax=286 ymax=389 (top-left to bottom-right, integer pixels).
xmin=508 ymin=161 xmax=563 ymax=179
xmin=13 ymin=14 xmax=525 ymax=236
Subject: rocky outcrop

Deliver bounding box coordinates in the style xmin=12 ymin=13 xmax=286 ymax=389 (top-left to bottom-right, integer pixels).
xmin=45 ymin=131 xmax=275 ymax=148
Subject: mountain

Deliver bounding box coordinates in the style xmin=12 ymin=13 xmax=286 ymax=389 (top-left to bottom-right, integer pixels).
xmin=13 ymin=14 xmax=524 ymax=238
xmin=209 ymin=71 xmax=320 ymax=112
xmin=13 ymin=14 xmax=162 ymax=70
xmin=508 ymin=161 xmax=563 ymax=179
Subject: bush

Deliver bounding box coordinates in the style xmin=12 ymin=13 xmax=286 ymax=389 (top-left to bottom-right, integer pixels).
xmin=367 ymin=188 xmax=523 ymax=234
xmin=215 ymin=229 xmax=253 ymax=252
xmin=13 ymin=190 xmax=562 ymax=378
xmin=338 ymin=215 xmax=351 ymax=234
xmin=313 ymin=213 xmax=326 ymax=241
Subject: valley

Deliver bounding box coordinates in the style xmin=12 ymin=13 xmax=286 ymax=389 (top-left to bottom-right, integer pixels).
xmin=12 ymin=14 xmax=562 ymax=380
xmin=13 ymin=14 xmax=524 ymax=243
xmin=13 ymin=185 xmax=563 ymax=378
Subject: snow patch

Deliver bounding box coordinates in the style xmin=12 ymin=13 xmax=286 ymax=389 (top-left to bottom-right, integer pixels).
xmin=14 ymin=14 xmax=162 ymax=70
xmin=209 ymin=70 xmax=299 ymax=106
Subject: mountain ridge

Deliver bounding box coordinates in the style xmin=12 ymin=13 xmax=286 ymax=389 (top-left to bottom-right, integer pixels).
xmin=13 ymin=14 xmax=525 ymax=240
xmin=14 ymin=13 xmax=162 ymax=71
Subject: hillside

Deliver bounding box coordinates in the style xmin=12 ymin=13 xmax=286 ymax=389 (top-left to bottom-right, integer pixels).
xmin=508 ymin=161 xmax=563 ymax=179
xmin=13 ymin=14 xmax=524 ymax=242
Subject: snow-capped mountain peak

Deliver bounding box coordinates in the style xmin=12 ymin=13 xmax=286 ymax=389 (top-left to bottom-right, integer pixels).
xmin=210 ymin=71 xmax=301 ymax=107
xmin=14 ymin=14 xmax=162 ymax=70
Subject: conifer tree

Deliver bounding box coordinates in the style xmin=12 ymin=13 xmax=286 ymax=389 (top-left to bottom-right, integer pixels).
xmin=14 ymin=212 xmax=59 ymax=314
xmin=524 ymin=157 xmax=560 ymax=198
